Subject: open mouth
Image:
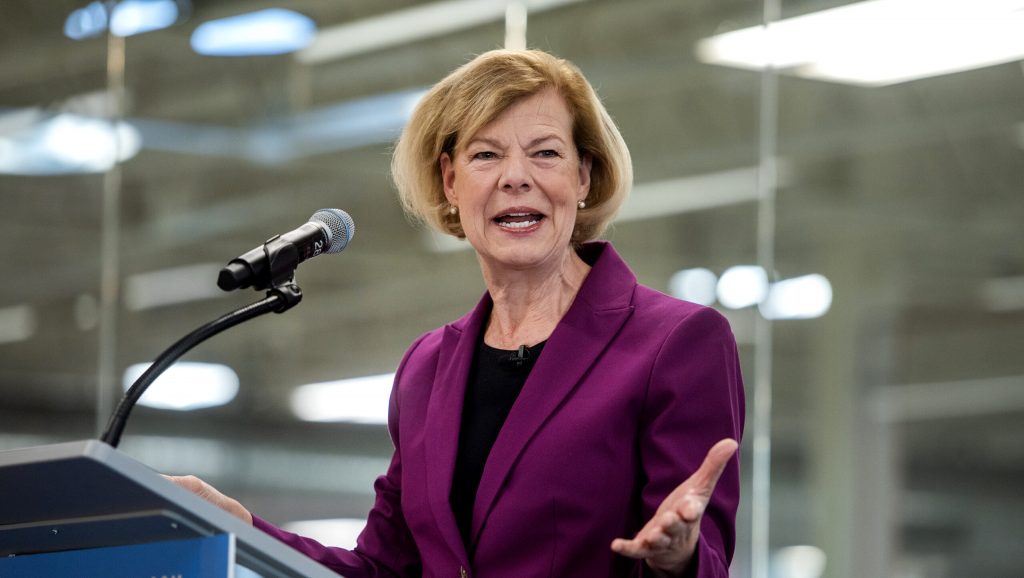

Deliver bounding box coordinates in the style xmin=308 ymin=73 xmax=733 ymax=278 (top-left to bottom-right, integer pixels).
xmin=494 ymin=211 xmax=545 ymax=229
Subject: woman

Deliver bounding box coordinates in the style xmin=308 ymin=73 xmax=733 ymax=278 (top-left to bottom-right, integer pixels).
xmin=172 ymin=49 xmax=744 ymax=578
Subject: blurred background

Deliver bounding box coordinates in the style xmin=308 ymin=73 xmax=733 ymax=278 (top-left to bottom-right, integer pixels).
xmin=1 ymin=1 xmax=1023 ymax=577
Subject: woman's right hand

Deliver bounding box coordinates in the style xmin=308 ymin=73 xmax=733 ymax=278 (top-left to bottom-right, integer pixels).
xmin=163 ymin=474 xmax=254 ymax=526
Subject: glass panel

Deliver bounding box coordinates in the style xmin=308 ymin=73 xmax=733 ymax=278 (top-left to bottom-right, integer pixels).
xmin=0 ymin=3 xmax=110 ymax=442
xmin=770 ymin=1 xmax=1024 ymax=577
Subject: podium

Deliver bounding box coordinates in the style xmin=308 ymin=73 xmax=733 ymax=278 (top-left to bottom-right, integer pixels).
xmin=0 ymin=440 xmax=344 ymax=577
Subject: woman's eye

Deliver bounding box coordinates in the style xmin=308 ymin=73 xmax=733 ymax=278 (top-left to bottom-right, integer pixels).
xmin=536 ymin=149 xmax=560 ymax=158
xmin=472 ymin=151 xmax=497 ymax=160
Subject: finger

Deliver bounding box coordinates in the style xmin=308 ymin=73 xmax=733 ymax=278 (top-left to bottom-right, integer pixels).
xmin=164 ymin=474 xmax=201 ymax=492
xmin=688 ymin=438 xmax=738 ymax=493
xmin=610 ymin=537 xmax=647 ymax=558
xmin=611 ymin=536 xmax=663 ymax=558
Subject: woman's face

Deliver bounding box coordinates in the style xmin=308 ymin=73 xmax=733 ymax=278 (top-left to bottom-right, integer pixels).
xmin=440 ymin=89 xmax=592 ymax=275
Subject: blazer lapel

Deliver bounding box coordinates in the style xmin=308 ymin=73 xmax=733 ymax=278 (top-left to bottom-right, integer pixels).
xmin=469 ymin=242 xmax=637 ymax=548
xmin=424 ymin=293 xmax=491 ymax=563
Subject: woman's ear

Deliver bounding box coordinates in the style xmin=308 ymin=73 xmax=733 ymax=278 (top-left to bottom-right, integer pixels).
xmin=577 ymin=153 xmax=593 ymax=199
xmin=440 ymin=152 xmax=457 ymax=205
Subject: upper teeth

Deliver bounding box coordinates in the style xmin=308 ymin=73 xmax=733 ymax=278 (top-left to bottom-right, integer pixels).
xmin=499 ymin=220 xmax=538 ymax=228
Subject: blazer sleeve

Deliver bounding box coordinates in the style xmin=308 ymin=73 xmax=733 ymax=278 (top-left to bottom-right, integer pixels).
xmin=638 ymin=306 xmax=745 ymax=578
xmin=251 ymin=334 xmax=430 ymax=578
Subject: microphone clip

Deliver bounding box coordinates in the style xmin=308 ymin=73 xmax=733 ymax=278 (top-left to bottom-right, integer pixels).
xmin=509 ymin=345 xmax=530 ymax=368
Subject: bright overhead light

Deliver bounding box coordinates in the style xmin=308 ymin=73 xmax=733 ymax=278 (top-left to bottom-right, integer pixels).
xmin=291 ymin=374 xmax=395 ymax=424
xmin=771 ymin=545 xmax=827 ymax=578
xmin=717 ymin=266 xmax=769 ymax=309
xmin=133 ymin=87 xmax=426 ymax=163
xmin=0 ymin=305 xmax=37 ymax=345
xmin=696 ymin=0 xmax=1024 ymax=86
xmin=64 ymin=0 xmax=187 ymax=39
xmin=669 ymin=268 xmax=718 ymax=306
xmin=298 ymin=0 xmax=586 ymax=64
xmin=191 ymin=9 xmax=317 ymax=56
xmin=618 ymin=166 xmax=765 ymax=222
xmin=759 ymin=274 xmax=833 ymax=319
xmin=0 ymin=110 xmax=141 ymax=175
xmin=122 ymin=362 xmax=239 ymax=411
xmin=282 ymin=518 xmax=366 ymax=550
xmin=979 ymin=274 xmax=1024 ymax=311
xmin=64 ymin=2 xmax=108 ymax=39
xmin=110 ymin=0 xmax=184 ymax=37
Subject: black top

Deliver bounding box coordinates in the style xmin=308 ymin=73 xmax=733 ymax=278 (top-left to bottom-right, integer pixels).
xmin=449 ymin=338 xmax=546 ymax=547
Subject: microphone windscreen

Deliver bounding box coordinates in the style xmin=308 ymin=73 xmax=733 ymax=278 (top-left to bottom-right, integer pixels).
xmin=311 ymin=208 xmax=355 ymax=254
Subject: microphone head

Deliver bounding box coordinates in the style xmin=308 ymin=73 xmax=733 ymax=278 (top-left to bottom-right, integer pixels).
xmin=311 ymin=208 xmax=355 ymax=254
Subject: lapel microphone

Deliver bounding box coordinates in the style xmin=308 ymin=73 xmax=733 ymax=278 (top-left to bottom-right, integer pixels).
xmin=508 ymin=345 xmax=530 ymax=369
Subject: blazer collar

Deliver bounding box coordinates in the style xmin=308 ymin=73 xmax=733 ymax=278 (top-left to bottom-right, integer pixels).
xmin=424 ymin=242 xmax=637 ymax=555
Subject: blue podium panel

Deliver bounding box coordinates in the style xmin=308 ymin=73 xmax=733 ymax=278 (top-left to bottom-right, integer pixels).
xmin=0 ymin=533 xmax=232 ymax=578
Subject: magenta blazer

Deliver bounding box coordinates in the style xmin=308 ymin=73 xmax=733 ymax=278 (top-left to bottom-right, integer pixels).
xmin=254 ymin=242 xmax=745 ymax=578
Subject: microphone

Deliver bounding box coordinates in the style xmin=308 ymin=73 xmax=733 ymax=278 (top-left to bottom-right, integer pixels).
xmin=217 ymin=208 xmax=355 ymax=292
xmin=503 ymin=345 xmax=532 ymax=369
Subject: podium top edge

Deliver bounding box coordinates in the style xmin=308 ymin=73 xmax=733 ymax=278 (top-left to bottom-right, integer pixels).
xmin=0 ymin=439 xmax=113 ymax=467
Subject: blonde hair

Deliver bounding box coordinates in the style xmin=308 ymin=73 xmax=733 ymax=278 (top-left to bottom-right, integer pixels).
xmin=392 ymin=49 xmax=632 ymax=243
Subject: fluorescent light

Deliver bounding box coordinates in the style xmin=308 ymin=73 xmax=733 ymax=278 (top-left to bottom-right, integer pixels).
xmin=618 ymin=165 xmax=779 ymax=223
xmin=669 ymin=268 xmax=718 ymax=306
xmin=64 ymin=0 xmax=187 ymax=39
xmin=0 ymin=111 xmax=141 ymax=175
xmin=122 ymin=362 xmax=239 ymax=411
xmin=64 ymin=2 xmax=108 ymax=40
xmin=124 ymin=263 xmax=227 ymax=311
xmin=980 ymin=274 xmax=1024 ymax=311
xmin=133 ymin=87 xmax=425 ymax=164
xmin=298 ymin=0 xmax=586 ymax=64
xmin=110 ymin=0 xmax=183 ymax=37
xmin=696 ymin=0 xmax=1024 ymax=86
xmin=771 ymin=545 xmax=827 ymax=578
xmin=717 ymin=266 xmax=769 ymax=309
xmin=282 ymin=518 xmax=366 ymax=550
xmin=759 ymin=274 xmax=833 ymax=319
xmin=0 ymin=305 xmax=37 ymax=345
xmin=291 ymin=374 xmax=395 ymax=424
xmin=191 ymin=9 xmax=316 ymax=56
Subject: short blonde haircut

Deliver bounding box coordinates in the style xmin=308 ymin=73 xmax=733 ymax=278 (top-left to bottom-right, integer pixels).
xmin=392 ymin=49 xmax=632 ymax=243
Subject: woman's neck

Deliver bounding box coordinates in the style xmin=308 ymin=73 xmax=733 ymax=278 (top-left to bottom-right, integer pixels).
xmin=480 ymin=249 xmax=591 ymax=349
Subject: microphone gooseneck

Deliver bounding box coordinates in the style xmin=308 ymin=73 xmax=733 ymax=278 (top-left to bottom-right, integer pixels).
xmin=100 ymin=209 xmax=355 ymax=448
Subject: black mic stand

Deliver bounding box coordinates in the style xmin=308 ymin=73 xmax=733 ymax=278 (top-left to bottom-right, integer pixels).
xmin=99 ymin=278 xmax=303 ymax=448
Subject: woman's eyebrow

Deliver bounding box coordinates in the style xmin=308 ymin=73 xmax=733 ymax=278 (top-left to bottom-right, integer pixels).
xmin=465 ymin=136 xmax=504 ymax=149
xmin=465 ymin=133 xmax=566 ymax=150
xmin=526 ymin=134 xmax=566 ymax=148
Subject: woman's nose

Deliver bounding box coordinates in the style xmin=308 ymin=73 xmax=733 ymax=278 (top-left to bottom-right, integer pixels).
xmin=499 ymin=154 xmax=532 ymax=192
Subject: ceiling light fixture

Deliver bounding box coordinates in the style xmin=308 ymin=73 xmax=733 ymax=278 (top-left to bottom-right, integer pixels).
xmin=298 ymin=0 xmax=586 ymax=64
xmin=64 ymin=0 xmax=188 ymax=40
xmin=290 ymin=374 xmax=395 ymax=424
xmin=717 ymin=266 xmax=770 ymax=309
xmin=191 ymin=9 xmax=317 ymax=56
xmin=122 ymin=362 xmax=239 ymax=411
xmin=0 ymin=305 xmax=37 ymax=345
xmin=669 ymin=268 xmax=719 ymax=306
xmin=697 ymin=0 xmax=1024 ymax=86
xmin=759 ymin=274 xmax=833 ymax=319
xmin=0 ymin=110 xmax=141 ymax=175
